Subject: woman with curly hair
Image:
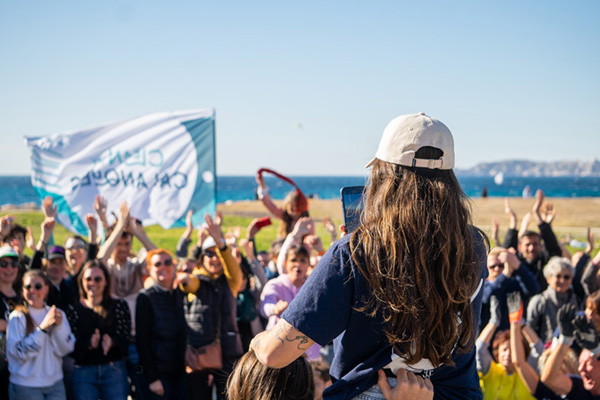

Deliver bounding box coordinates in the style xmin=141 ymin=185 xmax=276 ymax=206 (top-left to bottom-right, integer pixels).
xmin=251 ymin=113 xmax=488 ymax=399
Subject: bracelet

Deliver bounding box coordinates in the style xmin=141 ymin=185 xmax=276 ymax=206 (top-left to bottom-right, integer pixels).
xmin=317 ymin=250 xmax=326 ymax=256
xmin=256 ymin=186 xmax=270 ymax=200
xmin=37 ymin=326 xmax=48 ymax=334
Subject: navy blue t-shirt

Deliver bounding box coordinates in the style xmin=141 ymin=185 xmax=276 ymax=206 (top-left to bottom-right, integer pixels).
xmin=283 ymin=229 xmax=488 ymax=399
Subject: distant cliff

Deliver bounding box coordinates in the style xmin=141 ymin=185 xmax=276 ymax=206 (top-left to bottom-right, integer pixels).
xmin=455 ymin=159 xmax=600 ymax=177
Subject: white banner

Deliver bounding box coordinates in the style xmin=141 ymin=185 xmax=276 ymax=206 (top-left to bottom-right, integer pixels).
xmin=25 ymin=109 xmax=216 ymax=234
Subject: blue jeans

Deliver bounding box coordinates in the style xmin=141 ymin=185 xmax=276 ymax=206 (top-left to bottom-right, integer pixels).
xmin=352 ymin=378 xmax=397 ymax=400
xmin=71 ymin=360 xmax=128 ymax=400
xmin=9 ymin=380 xmax=66 ymax=400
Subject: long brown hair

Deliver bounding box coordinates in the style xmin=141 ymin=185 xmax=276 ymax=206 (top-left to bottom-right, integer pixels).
xmin=351 ymin=155 xmax=482 ymax=367
xmin=227 ymin=349 xmax=314 ymax=400
xmin=77 ymin=260 xmax=114 ymax=320
xmin=15 ymin=270 xmax=50 ymax=335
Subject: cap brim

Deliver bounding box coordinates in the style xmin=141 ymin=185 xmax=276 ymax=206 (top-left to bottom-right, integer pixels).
xmin=365 ymin=157 xmax=377 ymax=169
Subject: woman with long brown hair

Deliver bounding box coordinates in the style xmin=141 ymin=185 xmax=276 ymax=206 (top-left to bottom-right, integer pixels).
xmin=251 ymin=113 xmax=488 ymax=399
xmin=66 ymin=260 xmax=131 ymax=400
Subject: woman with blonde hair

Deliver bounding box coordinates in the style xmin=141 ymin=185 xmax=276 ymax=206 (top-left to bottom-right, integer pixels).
xmin=251 ymin=113 xmax=488 ymax=399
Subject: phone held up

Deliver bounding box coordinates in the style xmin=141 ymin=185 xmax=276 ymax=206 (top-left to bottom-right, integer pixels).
xmin=340 ymin=186 xmax=365 ymax=234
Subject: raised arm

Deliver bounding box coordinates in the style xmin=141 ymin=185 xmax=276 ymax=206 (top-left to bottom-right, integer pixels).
xmin=508 ymin=291 xmax=539 ymax=394
xmin=205 ymin=213 xmax=242 ymax=297
xmin=256 ymin=172 xmax=284 ymax=220
xmin=93 ymin=195 xmax=110 ymax=230
xmin=476 ymin=296 xmax=500 ymax=375
xmin=128 ymin=216 xmax=156 ymax=252
xmin=540 ymin=304 xmax=576 ymax=395
xmin=97 ymin=202 xmax=129 ymax=263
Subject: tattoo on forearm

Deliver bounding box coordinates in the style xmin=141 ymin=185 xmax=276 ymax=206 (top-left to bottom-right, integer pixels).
xmin=271 ymin=321 xmax=310 ymax=350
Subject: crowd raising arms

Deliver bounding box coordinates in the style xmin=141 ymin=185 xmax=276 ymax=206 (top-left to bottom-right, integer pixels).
xmin=1 ymin=114 xmax=600 ymax=400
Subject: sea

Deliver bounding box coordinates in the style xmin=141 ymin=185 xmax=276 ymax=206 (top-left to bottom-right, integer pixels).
xmin=1 ymin=175 xmax=600 ymax=207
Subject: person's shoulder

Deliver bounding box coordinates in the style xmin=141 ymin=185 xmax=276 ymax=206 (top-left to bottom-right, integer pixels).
xmin=8 ymin=308 xmax=25 ymax=320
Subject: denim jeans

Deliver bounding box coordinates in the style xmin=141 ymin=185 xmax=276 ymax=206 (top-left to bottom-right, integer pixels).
xmin=352 ymin=378 xmax=397 ymax=400
xmin=71 ymin=360 xmax=128 ymax=400
xmin=8 ymin=380 xmax=66 ymax=400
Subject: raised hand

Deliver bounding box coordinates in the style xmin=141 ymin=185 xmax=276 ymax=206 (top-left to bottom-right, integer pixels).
xmin=93 ymin=195 xmax=109 ymax=228
xmin=42 ymin=196 xmax=57 ymax=218
xmin=557 ymin=304 xmax=576 ymax=340
xmin=25 ymin=227 xmax=35 ymax=250
xmin=291 ymin=217 xmax=314 ymax=240
xmin=205 ymin=213 xmax=225 ymax=248
xmin=504 ymin=198 xmax=517 ymax=229
xmin=506 ymin=291 xmax=523 ymax=324
xmin=542 ymin=202 xmax=556 ymax=224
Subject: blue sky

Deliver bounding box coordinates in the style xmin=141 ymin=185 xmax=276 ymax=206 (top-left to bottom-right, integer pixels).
xmin=1 ymin=0 xmax=599 ymax=176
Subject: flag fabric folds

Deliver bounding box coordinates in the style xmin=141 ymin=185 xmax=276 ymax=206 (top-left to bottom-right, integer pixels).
xmin=25 ymin=109 xmax=216 ymax=235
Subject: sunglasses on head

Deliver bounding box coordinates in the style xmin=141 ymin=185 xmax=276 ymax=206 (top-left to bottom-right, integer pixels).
xmin=153 ymin=259 xmax=173 ymax=267
xmin=67 ymin=245 xmax=86 ymax=251
xmin=24 ymin=283 xmax=44 ymax=291
xmin=0 ymin=259 xmax=18 ymax=269
xmin=85 ymin=276 xmax=104 ymax=283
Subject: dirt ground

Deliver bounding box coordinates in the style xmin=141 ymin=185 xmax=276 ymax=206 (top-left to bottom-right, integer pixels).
xmin=219 ymin=197 xmax=600 ymax=239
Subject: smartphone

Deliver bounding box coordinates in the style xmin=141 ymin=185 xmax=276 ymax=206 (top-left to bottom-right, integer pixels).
xmin=255 ymin=216 xmax=272 ymax=229
xmin=340 ymin=186 xmax=365 ymax=233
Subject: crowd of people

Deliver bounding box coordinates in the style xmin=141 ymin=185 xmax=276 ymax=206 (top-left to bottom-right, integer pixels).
xmin=478 ymin=191 xmax=600 ymax=399
xmin=0 ymin=112 xmax=598 ymax=400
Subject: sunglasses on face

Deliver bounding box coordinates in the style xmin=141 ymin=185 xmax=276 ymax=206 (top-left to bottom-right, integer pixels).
xmin=153 ymin=259 xmax=173 ymax=268
xmin=24 ymin=283 xmax=44 ymax=291
xmin=85 ymin=276 xmax=104 ymax=283
xmin=0 ymin=259 xmax=18 ymax=269
xmin=204 ymin=251 xmax=218 ymax=259
xmin=555 ymin=274 xmax=572 ymax=280
xmin=488 ymin=263 xmax=504 ymax=270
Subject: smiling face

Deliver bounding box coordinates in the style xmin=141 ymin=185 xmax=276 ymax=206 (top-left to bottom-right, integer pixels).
xmin=548 ymin=268 xmax=572 ymax=294
xmin=23 ymin=275 xmax=49 ymax=309
xmin=82 ymin=266 xmax=107 ymax=300
xmin=150 ymin=252 xmax=175 ymax=289
xmin=202 ymin=247 xmax=223 ymax=275
xmin=112 ymin=234 xmax=132 ymax=264
xmin=0 ymin=256 xmax=19 ymax=285
xmin=46 ymin=258 xmax=67 ymax=284
xmin=579 ymin=350 xmax=600 ymax=393
xmin=497 ymin=341 xmax=513 ymax=371
xmin=519 ymin=235 xmax=541 ymax=262
xmin=487 ymin=254 xmax=504 ymax=280
xmin=65 ymin=239 xmax=86 ymax=273
xmin=285 ymin=249 xmax=309 ymax=287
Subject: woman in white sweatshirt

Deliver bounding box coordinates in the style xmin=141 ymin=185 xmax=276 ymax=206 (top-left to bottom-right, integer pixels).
xmin=6 ymin=269 xmax=75 ymax=400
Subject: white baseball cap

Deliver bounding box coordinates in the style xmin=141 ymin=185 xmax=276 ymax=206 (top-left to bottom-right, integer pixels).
xmin=366 ymin=112 xmax=455 ymax=170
